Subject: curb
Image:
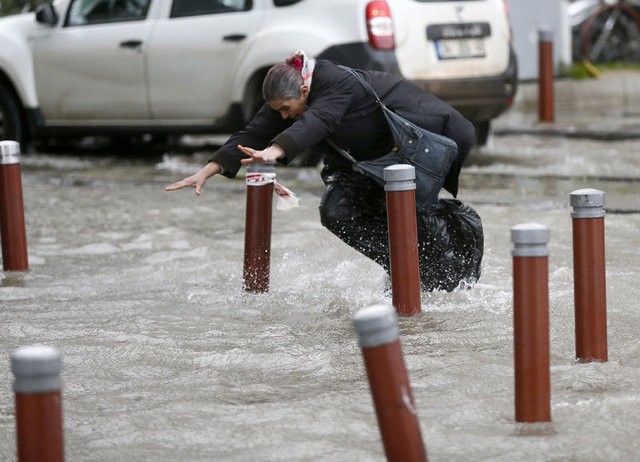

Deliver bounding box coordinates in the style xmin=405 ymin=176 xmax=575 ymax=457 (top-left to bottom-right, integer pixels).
xmin=493 ymin=70 xmax=640 ymax=139
xmin=493 ymin=125 xmax=640 ymax=140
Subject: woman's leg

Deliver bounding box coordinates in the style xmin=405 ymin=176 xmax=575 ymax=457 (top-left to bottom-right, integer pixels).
xmin=318 ymin=169 xmax=390 ymax=271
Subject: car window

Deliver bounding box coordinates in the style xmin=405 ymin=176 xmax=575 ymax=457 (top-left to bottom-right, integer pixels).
xmin=170 ymin=0 xmax=251 ymax=18
xmin=66 ymin=0 xmax=151 ymax=26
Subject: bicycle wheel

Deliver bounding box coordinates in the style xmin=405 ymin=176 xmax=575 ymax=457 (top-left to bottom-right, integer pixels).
xmin=580 ymin=3 xmax=640 ymax=63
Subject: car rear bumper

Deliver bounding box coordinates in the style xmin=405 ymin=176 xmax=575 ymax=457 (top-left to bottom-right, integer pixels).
xmin=409 ymin=48 xmax=519 ymax=123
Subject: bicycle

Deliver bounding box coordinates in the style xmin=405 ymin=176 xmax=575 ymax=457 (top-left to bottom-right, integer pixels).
xmin=570 ymin=0 xmax=640 ymax=63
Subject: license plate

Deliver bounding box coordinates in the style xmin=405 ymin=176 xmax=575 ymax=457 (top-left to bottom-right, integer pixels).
xmin=435 ymin=38 xmax=486 ymax=59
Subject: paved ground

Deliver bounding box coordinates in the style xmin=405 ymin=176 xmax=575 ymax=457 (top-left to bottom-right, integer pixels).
xmin=493 ymin=70 xmax=640 ymax=140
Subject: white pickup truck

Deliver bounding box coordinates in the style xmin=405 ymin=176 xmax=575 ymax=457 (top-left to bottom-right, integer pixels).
xmin=0 ymin=0 xmax=517 ymax=149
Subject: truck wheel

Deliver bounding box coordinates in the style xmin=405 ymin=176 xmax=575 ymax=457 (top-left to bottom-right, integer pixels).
xmin=0 ymin=85 xmax=27 ymax=146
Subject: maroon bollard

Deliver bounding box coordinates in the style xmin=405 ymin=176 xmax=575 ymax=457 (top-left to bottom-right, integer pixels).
xmin=0 ymin=140 xmax=29 ymax=271
xmin=243 ymin=162 xmax=275 ymax=293
xmin=352 ymin=304 xmax=427 ymax=462
xmin=538 ymin=27 xmax=555 ymax=123
xmin=11 ymin=345 xmax=64 ymax=462
xmin=384 ymin=165 xmax=421 ymax=316
xmin=511 ymin=223 xmax=551 ymax=423
xmin=570 ymin=189 xmax=608 ymax=362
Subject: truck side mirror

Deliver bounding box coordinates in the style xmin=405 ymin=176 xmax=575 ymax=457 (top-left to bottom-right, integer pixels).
xmin=35 ymin=3 xmax=58 ymax=26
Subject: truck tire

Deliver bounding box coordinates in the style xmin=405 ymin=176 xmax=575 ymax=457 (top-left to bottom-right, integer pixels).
xmin=0 ymin=84 xmax=27 ymax=146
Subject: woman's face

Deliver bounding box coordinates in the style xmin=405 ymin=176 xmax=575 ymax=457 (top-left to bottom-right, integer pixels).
xmin=268 ymin=85 xmax=309 ymax=120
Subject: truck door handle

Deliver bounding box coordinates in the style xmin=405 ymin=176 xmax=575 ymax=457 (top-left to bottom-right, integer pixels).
xmin=120 ymin=40 xmax=143 ymax=49
xmin=222 ymin=34 xmax=246 ymax=42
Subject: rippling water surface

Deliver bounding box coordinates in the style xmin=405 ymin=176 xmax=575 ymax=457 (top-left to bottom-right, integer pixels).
xmin=1 ymin=135 xmax=639 ymax=461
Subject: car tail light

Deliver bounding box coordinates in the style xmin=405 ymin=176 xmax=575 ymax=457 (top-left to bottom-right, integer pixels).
xmin=366 ymin=1 xmax=394 ymax=50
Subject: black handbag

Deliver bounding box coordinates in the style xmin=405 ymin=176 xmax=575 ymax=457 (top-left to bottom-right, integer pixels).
xmin=329 ymin=65 xmax=458 ymax=211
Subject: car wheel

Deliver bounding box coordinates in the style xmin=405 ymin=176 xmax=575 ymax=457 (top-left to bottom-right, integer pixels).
xmin=474 ymin=120 xmax=490 ymax=146
xmin=0 ymin=84 xmax=27 ymax=146
xmin=243 ymin=71 xmax=267 ymax=124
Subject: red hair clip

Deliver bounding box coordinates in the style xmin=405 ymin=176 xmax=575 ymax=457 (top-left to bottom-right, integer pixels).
xmin=286 ymin=55 xmax=304 ymax=71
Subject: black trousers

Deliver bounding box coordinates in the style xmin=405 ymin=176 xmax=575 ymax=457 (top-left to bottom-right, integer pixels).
xmin=319 ymin=168 xmax=484 ymax=292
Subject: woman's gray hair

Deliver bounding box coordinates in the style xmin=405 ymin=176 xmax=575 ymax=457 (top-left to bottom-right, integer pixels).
xmin=262 ymin=64 xmax=303 ymax=101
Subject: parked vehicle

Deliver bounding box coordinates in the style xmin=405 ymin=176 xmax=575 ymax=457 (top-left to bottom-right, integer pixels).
xmin=392 ymin=0 xmax=517 ymax=145
xmin=569 ymin=0 xmax=640 ymax=63
xmin=0 ymin=0 xmax=517 ymax=152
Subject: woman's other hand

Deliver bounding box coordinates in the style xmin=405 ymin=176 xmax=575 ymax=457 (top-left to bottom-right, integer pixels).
xmin=164 ymin=162 xmax=222 ymax=196
xmin=238 ymin=144 xmax=285 ymax=165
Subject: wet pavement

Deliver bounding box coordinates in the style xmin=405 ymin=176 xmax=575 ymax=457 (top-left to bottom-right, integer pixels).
xmin=494 ymin=69 xmax=640 ymax=140
xmin=1 ymin=72 xmax=640 ymax=461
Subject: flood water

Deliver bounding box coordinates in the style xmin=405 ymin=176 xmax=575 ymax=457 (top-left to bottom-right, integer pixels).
xmin=1 ymin=132 xmax=640 ymax=461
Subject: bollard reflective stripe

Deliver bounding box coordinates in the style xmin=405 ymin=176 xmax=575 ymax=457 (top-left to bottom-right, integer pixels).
xmin=511 ymin=223 xmax=551 ymax=423
xmin=0 ymin=140 xmax=21 ymax=165
xmin=384 ymin=164 xmax=421 ymax=316
xmin=353 ymin=305 xmax=428 ymax=461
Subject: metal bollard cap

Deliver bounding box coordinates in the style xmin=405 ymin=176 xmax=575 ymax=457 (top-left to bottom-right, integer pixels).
xmin=570 ymin=188 xmax=605 ymax=219
xmin=246 ymin=162 xmax=276 ymax=186
xmin=352 ymin=304 xmax=399 ymax=348
xmin=538 ymin=26 xmax=553 ymax=42
xmin=247 ymin=162 xmax=276 ymax=174
xmin=511 ymin=222 xmax=550 ymax=257
xmin=11 ymin=345 xmax=62 ymax=394
xmin=0 ymin=140 xmax=21 ymax=165
xmin=383 ymin=164 xmax=416 ymax=192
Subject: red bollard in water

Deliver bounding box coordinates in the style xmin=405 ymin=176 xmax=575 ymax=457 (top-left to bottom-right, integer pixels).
xmin=0 ymin=140 xmax=29 ymax=271
xmin=243 ymin=162 xmax=275 ymax=293
xmin=538 ymin=27 xmax=555 ymax=123
xmin=384 ymin=165 xmax=421 ymax=316
xmin=570 ymin=189 xmax=608 ymax=362
xmin=352 ymin=305 xmax=427 ymax=462
xmin=11 ymin=345 xmax=64 ymax=462
xmin=511 ymin=223 xmax=551 ymax=423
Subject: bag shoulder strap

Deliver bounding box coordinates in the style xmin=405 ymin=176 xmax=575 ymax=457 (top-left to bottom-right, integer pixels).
xmin=337 ymin=65 xmax=385 ymax=108
xmin=327 ymin=65 xmax=387 ymax=165
xmin=325 ymin=138 xmax=357 ymax=163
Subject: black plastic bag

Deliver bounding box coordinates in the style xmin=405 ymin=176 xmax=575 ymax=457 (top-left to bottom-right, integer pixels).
xmin=319 ymin=169 xmax=484 ymax=292
xmin=417 ymin=198 xmax=484 ymax=292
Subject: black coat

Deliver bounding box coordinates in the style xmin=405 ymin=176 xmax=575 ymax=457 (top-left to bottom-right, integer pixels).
xmin=210 ymin=59 xmax=475 ymax=196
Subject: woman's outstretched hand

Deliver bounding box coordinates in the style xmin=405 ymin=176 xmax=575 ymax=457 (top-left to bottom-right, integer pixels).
xmin=164 ymin=162 xmax=222 ymax=196
xmin=238 ymin=144 xmax=285 ymax=165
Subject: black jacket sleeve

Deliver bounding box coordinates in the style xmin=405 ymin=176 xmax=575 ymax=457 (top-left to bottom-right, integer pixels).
xmin=209 ymin=61 xmax=357 ymax=178
xmin=208 ymin=104 xmax=292 ymax=178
